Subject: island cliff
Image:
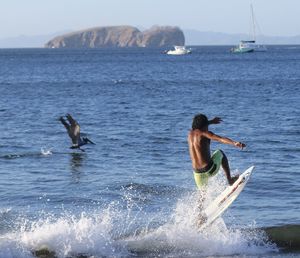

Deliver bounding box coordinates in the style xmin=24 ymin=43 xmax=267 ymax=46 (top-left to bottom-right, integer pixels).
xmin=45 ymin=26 xmax=184 ymax=48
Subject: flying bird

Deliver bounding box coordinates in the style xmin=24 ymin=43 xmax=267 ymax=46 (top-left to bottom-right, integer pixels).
xmin=59 ymin=114 xmax=95 ymax=151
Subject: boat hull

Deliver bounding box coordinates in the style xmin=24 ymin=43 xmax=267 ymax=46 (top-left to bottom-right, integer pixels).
xmin=166 ymin=46 xmax=191 ymax=55
xmin=231 ymin=47 xmax=254 ymax=53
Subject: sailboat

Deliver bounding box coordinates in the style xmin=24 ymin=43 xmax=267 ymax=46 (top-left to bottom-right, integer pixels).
xmin=231 ymin=4 xmax=267 ymax=53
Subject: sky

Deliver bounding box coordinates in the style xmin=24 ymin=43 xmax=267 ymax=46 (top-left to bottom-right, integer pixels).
xmin=0 ymin=0 xmax=299 ymax=39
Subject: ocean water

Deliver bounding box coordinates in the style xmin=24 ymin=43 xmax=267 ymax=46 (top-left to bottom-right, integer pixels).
xmin=0 ymin=46 xmax=299 ymax=258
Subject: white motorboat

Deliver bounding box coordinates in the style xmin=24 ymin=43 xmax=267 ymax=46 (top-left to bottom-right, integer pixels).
xmin=166 ymin=46 xmax=192 ymax=55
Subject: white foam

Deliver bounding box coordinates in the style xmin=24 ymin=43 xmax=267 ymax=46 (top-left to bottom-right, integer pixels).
xmin=0 ymin=209 xmax=129 ymax=258
xmin=113 ymin=79 xmax=123 ymax=84
xmin=124 ymin=177 xmax=278 ymax=257
xmin=0 ymin=176 xmax=278 ymax=257
xmin=0 ymin=208 xmax=12 ymax=215
xmin=40 ymin=147 xmax=52 ymax=156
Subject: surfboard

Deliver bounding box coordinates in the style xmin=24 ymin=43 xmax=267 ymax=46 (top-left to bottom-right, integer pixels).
xmin=199 ymin=166 xmax=254 ymax=230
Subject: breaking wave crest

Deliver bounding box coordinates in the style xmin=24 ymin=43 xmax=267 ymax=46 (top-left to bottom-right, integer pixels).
xmin=0 ymin=189 xmax=278 ymax=258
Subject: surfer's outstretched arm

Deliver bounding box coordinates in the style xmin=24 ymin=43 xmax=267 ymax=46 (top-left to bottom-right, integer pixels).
xmin=203 ymin=131 xmax=246 ymax=149
xmin=202 ymin=131 xmax=244 ymax=185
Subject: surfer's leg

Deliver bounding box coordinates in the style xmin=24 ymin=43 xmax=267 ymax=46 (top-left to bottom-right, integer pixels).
xmin=220 ymin=150 xmax=239 ymax=185
xmin=220 ymin=150 xmax=230 ymax=181
xmin=229 ymin=175 xmax=239 ymax=185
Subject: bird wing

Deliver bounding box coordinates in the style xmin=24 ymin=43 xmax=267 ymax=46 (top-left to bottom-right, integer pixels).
xmin=66 ymin=114 xmax=77 ymax=126
xmin=59 ymin=116 xmax=70 ymax=131
xmin=70 ymin=121 xmax=81 ymax=145
xmin=65 ymin=114 xmax=81 ymax=145
xmin=69 ymin=124 xmax=80 ymax=145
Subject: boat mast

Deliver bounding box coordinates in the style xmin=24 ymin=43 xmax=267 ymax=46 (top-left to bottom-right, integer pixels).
xmin=251 ymin=4 xmax=256 ymax=41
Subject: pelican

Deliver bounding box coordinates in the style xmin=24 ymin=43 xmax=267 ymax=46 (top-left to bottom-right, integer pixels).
xmin=59 ymin=114 xmax=95 ymax=151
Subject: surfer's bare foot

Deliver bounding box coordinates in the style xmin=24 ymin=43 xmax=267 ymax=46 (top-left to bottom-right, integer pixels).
xmin=229 ymin=175 xmax=239 ymax=185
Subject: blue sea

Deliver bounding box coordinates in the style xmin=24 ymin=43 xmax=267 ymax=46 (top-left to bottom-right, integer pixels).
xmin=0 ymin=46 xmax=299 ymax=258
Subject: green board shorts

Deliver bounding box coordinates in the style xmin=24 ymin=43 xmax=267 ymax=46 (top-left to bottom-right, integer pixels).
xmin=193 ymin=150 xmax=223 ymax=189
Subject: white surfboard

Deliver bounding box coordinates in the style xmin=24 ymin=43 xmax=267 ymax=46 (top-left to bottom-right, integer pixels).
xmin=199 ymin=166 xmax=254 ymax=230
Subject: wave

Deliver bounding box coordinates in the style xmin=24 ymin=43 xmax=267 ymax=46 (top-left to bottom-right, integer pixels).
xmin=0 ymin=176 xmax=292 ymax=257
xmin=0 ymin=191 xmax=279 ymax=258
xmin=262 ymin=224 xmax=300 ymax=251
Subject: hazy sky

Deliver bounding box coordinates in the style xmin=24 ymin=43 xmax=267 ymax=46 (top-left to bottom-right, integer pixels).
xmin=0 ymin=0 xmax=299 ymax=38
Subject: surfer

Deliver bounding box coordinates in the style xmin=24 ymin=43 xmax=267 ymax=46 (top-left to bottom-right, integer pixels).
xmin=59 ymin=113 xmax=95 ymax=151
xmin=188 ymin=114 xmax=246 ymax=226
xmin=188 ymin=114 xmax=246 ymax=189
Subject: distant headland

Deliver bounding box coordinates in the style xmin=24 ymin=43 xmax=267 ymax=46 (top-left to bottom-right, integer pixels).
xmin=44 ymin=25 xmax=185 ymax=48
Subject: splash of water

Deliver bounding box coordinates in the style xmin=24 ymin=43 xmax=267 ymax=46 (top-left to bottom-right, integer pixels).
xmin=0 ymin=177 xmax=278 ymax=258
xmin=124 ymin=174 xmax=278 ymax=257
xmin=125 ymin=191 xmax=277 ymax=257
xmin=40 ymin=147 xmax=52 ymax=156
xmin=0 ymin=208 xmax=129 ymax=258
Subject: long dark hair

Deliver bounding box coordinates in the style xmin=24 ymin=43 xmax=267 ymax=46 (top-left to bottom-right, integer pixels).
xmin=192 ymin=114 xmax=209 ymax=130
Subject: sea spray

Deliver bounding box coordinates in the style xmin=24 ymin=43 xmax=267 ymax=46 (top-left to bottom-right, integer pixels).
xmin=124 ymin=178 xmax=278 ymax=257
xmin=0 ymin=209 xmax=129 ymax=258
xmin=0 ymin=177 xmax=278 ymax=257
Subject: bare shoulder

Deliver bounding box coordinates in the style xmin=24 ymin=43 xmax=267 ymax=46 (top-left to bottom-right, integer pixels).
xmin=189 ymin=129 xmax=200 ymax=136
xmin=188 ymin=129 xmax=203 ymax=141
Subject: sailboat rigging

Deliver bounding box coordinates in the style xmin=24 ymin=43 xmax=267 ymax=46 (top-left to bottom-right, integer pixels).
xmin=231 ymin=4 xmax=267 ymax=53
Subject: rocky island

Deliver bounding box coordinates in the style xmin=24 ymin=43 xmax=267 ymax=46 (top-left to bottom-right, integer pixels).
xmin=45 ymin=25 xmax=185 ymax=48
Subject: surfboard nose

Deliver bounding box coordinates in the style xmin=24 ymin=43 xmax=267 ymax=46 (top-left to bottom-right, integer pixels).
xmin=199 ymin=166 xmax=255 ymax=231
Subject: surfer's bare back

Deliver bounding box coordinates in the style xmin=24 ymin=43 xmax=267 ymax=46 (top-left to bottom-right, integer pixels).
xmin=188 ymin=114 xmax=246 ymax=188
